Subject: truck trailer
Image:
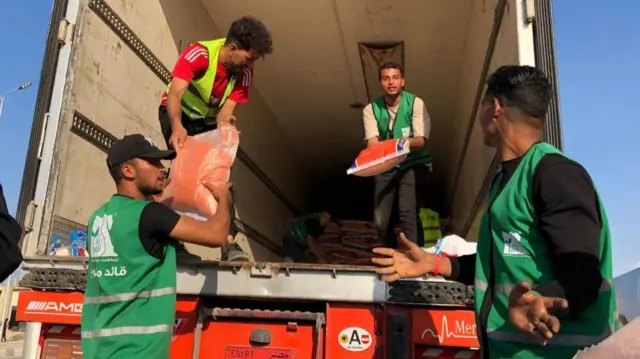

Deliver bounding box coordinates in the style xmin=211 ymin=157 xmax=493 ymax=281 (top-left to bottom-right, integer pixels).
xmin=13 ymin=0 xmax=563 ymax=358
xmin=614 ymin=268 xmax=640 ymax=324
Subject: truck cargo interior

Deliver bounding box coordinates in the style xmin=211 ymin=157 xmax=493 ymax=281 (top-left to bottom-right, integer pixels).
xmin=14 ymin=0 xmax=568 ymax=357
xmin=18 ymin=0 xmax=550 ymax=264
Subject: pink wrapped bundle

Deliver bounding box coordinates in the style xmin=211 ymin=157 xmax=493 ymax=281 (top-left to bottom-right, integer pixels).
xmin=159 ymin=126 xmax=239 ymax=220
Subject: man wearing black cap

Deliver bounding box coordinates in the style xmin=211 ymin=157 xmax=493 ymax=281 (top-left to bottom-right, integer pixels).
xmin=81 ymin=134 xmax=232 ymax=359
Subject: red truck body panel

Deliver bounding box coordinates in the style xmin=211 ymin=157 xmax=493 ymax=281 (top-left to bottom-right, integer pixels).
xmin=17 ymin=291 xmax=480 ymax=358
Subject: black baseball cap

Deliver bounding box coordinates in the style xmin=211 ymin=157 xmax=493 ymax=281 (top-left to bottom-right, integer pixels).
xmin=107 ymin=134 xmax=176 ymax=168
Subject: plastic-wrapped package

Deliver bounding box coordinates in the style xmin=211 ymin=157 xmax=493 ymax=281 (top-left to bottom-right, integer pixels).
xmin=347 ymin=139 xmax=409 ymax=177
xmin=423 ymin=234 xmax=477 ymax=257
xmin=159 ymin=126 xmax=239 ymax=221
xmin=70 ymin=230 xmax=88 ymax=256
xmin=47 ymin=230 xmax=88 ymax=257
xmin=47 ymin=235 xmax=64 ymax=256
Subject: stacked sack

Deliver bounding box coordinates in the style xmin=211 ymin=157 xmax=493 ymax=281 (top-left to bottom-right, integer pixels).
xmin=314 ymin=213 xmax=448 ymax=265
xmin=315 ymin=220 xmax=383 ymax=265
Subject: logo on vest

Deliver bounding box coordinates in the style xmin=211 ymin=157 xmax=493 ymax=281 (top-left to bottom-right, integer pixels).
xmin=502 ymin=232 xmax=530 ymax=257
xmin=401 ymin=126 xmax=412 ymax=137
xmin=91 ymin=214 xmax=118 ymax=260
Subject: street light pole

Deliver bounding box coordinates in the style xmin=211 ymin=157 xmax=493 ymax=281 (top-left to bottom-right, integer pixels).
xmin=0 ymin=82 xmax=32 ymax=122
xmin=0 ymin=81 xmax=33 ymax=335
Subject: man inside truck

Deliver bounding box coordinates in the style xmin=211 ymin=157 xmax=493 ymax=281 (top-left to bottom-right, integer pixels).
xmin=81 ymin=134 xmax=233 ymax=359
xmin=283 ymin=211 xmax=332 ymax=263
xmin=371 ymin=65 xmax=618 ymax=358
xmin=362 ymin=61 xmax=432 ymax=249
xmin=158 ymin=16 xmax=274 ymax=262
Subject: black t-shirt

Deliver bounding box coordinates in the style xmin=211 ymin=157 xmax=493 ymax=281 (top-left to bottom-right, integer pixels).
xmin=449 ymin=153 xmax=603 ymax=317
xmin=137 ymin=201 xmax=181 ymax=259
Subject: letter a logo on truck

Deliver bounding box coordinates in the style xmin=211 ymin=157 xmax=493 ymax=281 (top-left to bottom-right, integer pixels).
xmin=91 ymin=214 xmax=117 ymax=258
xmin=338 ymin=327 xmax=372 ymax=352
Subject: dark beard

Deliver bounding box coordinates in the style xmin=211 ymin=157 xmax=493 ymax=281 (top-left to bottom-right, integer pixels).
xmin=140 ymin=184 xmax=163 ymax=196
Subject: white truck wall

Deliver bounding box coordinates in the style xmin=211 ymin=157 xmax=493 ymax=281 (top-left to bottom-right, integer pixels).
xmin=615 ymin=268 xmax=640 ymax=321
xmin=450 ymin=0 xmax=536 ymax=235
xmin=443 ymin=0 xmax=498 ymax=198
xmin=49 ymin=0 xmax=308 ymax=261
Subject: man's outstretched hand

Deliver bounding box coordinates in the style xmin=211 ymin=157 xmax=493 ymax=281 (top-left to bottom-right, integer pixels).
xmin=371 ymin=233 xmax=434 ymax=282
xmin=217 ymin=112 xmax=237 ymax=127
xmin=508 ymin=281 xmax=569 ymax=345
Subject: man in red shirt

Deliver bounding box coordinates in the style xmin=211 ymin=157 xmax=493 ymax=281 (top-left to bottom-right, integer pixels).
xmin=158 ymin=16 xmax=273 ymax=261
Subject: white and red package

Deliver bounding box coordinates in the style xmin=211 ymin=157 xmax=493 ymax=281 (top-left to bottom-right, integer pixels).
xmin=347 ymin=138 xmax=410 ymax=177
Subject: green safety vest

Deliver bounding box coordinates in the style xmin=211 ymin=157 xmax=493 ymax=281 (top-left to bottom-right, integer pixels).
xmin=81 ymin=195 xmax=177 ymax=359
xmin=166 ymin=38 xmax=238 ymax=125
xmin=474 ymin=142 xmax=619 ymax=359
xmin=371 ymin=91 xmax=432 ymax=170
xmin=284 ymin=213 xmax=319 ymax=248
xmin=419 ymin=208 xmax=442 ymax=248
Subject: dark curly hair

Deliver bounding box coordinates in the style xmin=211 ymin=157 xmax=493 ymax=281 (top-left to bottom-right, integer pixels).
xmin=378 ymin=62 xmax=404 ymax=80
xmin=485 ymin=65 xmax=552 ymax=121
xmin=226 ymin=16 xmax=273 ymax=58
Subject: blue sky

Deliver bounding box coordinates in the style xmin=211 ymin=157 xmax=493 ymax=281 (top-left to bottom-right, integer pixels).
xmin=0 ymin=1 xmax=638 ymax=276
xmin=553 ymin=0 xmax=640 ymax=277
xmin=0 ymin=0 xmax=53 ymax=215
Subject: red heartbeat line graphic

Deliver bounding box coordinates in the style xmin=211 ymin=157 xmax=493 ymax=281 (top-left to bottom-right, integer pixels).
xmin=420 ymin=316 xmax=477 ymax=344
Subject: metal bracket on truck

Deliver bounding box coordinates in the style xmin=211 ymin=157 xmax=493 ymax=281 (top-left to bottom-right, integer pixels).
xmin=19 ymin=256 xmax=473 ymax=305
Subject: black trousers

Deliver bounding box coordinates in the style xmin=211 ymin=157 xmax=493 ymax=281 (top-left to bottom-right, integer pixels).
xmin=158 ymin=107 xmax=237 ymax=237
xmin=373 ymin=165 xmax=429 ymax=248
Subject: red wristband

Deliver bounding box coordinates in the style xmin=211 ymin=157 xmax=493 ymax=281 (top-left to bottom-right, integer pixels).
xmin=432 ymin=254 xmax=443 ymax=276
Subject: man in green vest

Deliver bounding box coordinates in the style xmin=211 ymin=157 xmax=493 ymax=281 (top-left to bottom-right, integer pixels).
xmin=81 ymin=134 xmax=233 ymax=358
xmin=158 ymin=16 xmax=273 ymax=262
xmin=283 ymin=211 xmax=332 ymax=263
xmin=370 ymin=65 xmax=619 ymax=358
xmin=362 ymin=61 xmax=432 ymax=249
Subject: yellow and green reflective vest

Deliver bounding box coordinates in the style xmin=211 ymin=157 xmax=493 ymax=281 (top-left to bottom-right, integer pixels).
xmin=166 ymin=38 xmax=238 ymax=125
xmin=474 ymin=142 xmax=619 ymax=359
xmin=81 ymin=195 xmax=177 ymax=359
xmin=419 ymin=208 xmax=442 ymax=248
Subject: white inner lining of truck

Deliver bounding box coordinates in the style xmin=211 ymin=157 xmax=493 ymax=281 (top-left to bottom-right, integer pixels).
xmin=40 ymin=0 xmax=535 ymax=262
